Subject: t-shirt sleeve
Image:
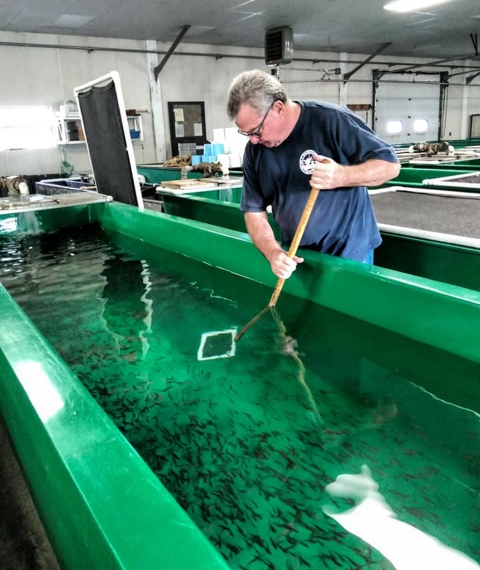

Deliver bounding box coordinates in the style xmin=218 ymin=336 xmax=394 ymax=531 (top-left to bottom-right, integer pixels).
xmin=331 ymin=110 xmax=399 ymax=165
xmin=240 ymin=143 xmax=269 ymax=213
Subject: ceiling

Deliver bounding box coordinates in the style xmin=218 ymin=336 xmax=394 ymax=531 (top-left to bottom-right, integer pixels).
xmin=1 ymin=0 xmax=480 ymax=62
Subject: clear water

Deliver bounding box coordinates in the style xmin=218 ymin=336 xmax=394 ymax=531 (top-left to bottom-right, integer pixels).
xmin=1 ymin=224 xmax=479 ymax=569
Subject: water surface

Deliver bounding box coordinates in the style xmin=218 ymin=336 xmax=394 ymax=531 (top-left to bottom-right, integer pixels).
xmin=1 ymin=224 xmax=479 ymax=569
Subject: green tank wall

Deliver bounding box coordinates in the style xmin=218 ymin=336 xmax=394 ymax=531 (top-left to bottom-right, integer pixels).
xmin=409 ymin=158 xmax=480 ymax=171
xmin=385 ymin=166 xmax=475 ymax=187
xmin=160 ymin=192 xmax=480 ymax=293
xmin=137 ymin=166 xmax=202 ymax=183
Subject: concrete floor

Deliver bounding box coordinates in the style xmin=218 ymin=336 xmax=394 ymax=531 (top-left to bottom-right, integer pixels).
xmin=0 ymin=417 xmax=61 ymax=570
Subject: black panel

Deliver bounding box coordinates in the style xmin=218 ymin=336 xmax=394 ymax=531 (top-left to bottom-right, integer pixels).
xmin=77 ymin=81 xmax=138 ymax=206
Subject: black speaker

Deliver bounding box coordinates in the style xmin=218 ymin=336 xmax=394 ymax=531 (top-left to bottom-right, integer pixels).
xmin=265 ymin=26 xmax=293 ymax=66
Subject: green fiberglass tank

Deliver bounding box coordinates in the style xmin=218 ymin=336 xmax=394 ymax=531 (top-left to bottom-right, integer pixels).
xmin=0 ymin=201 xmax=479 ymax=569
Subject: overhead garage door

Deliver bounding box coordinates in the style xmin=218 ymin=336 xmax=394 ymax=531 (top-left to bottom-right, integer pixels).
xmin=374 ymin=77 xmax=442 ymax=144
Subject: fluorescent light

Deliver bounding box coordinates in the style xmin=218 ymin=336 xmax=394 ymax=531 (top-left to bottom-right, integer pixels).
xmin=52 ymin=14 xmax=94 ymax=28
xmin=384 ymin=0 xmax=451 ymax=12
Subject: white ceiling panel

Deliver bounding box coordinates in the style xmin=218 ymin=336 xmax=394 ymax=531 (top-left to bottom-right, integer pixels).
xmin=0 ymin=0 xmax=479 ymax=59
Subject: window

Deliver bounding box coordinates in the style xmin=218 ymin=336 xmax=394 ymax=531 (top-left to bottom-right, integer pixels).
xmin=413 ymin=119 xmax=429 ymax=133
xmin=0 ymin=106 xmax=56 ymax=151
xmin=386 ymin=120 xmax=404 ymax=134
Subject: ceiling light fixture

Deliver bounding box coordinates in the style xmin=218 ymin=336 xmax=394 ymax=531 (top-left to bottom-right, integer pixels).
xmin=384 ymin=0 xmax=452 ymax=12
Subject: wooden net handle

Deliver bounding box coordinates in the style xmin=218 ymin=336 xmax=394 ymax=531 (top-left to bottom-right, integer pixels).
xmin=234 ymin=186 xmax=320 ymax=342
xmin=269 ymin=187 xmax=320 ymax=307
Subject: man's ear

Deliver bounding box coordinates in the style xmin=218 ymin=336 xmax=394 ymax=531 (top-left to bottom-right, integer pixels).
xmin=273 ymin=100 xmax=284 ymax=117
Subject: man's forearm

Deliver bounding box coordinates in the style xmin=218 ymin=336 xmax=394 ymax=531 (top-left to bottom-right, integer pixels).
xmin=244 ymin=211 xmax=282 ymax=260
xmin=245 ymin=211 xmax=303 ymax=279
xmin=341 ymin=159 xmax=400 ymax=188
xmin=312 ymin=155 xmax=400 ymax=190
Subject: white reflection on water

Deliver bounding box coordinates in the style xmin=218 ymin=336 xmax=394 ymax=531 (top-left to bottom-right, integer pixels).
xmin=323 ymin=465 xmax=480 ymax=570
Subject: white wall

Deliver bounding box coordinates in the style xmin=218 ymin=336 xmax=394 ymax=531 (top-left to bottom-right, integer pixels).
xmin=0 ymin=31 xmax=154 ymax=176
xmin=158 ymin=46 xmax=480 ymax=148
xmin=1 ymin=30 xmax=480 ymax=177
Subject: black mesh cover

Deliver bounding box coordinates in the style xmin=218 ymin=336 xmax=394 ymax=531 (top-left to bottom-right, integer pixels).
xmin=77 ymin=81 xmax=139 ymax=206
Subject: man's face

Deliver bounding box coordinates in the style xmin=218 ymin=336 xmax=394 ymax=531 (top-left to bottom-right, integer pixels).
xmin=235 ymin=102 xmax=282 ymax=148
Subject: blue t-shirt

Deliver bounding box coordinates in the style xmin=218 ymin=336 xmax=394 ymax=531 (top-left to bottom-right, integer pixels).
xmin=241 ymin=101 xmax=399 ymax=261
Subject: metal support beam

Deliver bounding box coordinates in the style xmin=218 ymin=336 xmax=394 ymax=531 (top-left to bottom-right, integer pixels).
xmin=383 ymin=53 xmax=478 ymax=75
xmin=371 ymin=70 xmax=383 ymax=131
xmin=154 ymin=25 xmax=190 ymax=81
xmin=448 ymin=68 xmax=476 ymax=79
xmin=466 ymin=70 xmax=480 ymax=85
xmin=343 ymin=43 xmax=391 ymax=82
xmin=438 ymin=71 xmax=449 ymax=140
xmin=146 ymin=39 xmax=167 ymax=163
xmin=449 ymin=66 xmax=480 ymax=83
xmin=471 ymin=33 xmax=478 ymax=56
xmin=2 ymin=40 xmax=480 ymax=72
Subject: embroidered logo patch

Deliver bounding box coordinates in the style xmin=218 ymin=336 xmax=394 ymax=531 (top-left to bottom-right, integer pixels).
xmin=299 ymin=149 xmax=317 ymax=175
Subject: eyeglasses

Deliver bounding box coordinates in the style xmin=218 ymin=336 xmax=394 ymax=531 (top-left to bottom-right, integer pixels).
xmin=238 ymin=101 xmax=275 ymax=137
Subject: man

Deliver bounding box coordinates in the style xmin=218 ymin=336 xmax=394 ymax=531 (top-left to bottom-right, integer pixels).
xmin=226 ymin=69 xmax=400 ymax=279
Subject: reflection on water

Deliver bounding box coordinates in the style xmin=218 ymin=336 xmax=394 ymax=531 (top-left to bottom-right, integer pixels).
xmin=100 ymin=256 xmax=153 ymax=359
xmin=323 ymin=465 xmax=479 ymax=570
xmin=1 ymin=224 xmax=479 ymax=569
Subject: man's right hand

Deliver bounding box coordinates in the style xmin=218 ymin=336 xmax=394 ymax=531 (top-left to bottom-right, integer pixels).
xmin=267 ymin=248 xmax=304 ymax=279
xmin=244 ymin=212 xmax=304 ymax=279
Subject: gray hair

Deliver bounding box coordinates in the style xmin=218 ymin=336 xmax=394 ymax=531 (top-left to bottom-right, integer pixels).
xmin=226 ymin=69 xmax=287 ymax=120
